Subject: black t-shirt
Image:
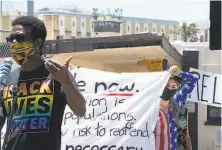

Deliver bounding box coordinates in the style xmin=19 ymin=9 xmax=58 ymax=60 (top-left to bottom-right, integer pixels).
xmin=2 ymin=64 xmax=67 ymax=150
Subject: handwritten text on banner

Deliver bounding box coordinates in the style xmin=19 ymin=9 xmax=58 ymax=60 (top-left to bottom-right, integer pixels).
xmin=62 ymin=68 xmax=170 ymax=150
xmin=0 ymin=67 xmax=170 ymax=150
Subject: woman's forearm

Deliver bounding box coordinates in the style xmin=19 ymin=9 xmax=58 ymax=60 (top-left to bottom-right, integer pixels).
xmin=186 ymin=132 xmax=192 ymax=150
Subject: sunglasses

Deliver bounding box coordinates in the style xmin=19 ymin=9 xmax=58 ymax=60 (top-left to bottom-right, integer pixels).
xmin=6 ymin=34 xmax=28 ymax=43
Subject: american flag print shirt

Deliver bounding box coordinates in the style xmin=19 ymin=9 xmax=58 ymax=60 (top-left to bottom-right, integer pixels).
xmin=155 ymin=71 xmax=197 ymax=150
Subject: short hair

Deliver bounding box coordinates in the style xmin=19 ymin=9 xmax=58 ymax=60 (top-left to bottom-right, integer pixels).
xmin=12 ymin=16 xmax=47 ymax=49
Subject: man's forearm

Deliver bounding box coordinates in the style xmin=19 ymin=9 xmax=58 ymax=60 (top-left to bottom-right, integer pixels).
xmin=63 ymin=82 xmax=86 ymax=117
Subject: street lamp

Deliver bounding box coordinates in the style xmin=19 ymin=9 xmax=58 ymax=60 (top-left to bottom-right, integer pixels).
xmin=0 ymin=0 xmax=2 ymax=15
xmin=27 ymin=0 xmax=34 ymax=16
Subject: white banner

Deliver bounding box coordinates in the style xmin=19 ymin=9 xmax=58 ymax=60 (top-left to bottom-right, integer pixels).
xmin=1 ymin=67 xmax=171 ymax=150
xmin=189 ymin=68 xmax=222 ymax=107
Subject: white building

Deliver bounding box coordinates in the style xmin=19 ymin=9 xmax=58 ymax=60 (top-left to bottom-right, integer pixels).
xmin=195 ymin=20 xmax=210 ymax=42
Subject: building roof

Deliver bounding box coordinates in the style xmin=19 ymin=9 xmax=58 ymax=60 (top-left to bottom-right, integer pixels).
xmin=43 ymin=34 xmax=182 ymax=72
xmin=93 ymin=15 xmax=122 ymax=23
xmin=42 ymin=33 xmax=182 ymax=68
xmin=35 ymin=10 xmax=179 ymax=25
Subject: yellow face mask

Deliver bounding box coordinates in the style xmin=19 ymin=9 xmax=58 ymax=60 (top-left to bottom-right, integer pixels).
xmin=10 ymin=42 xmax=35 ymax=65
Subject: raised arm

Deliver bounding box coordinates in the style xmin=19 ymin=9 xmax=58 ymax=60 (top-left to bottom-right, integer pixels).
xmin=168 ymin=65 xmax=197 ymax=109
xmin=172 ymin=71 xmax=197 ymax=108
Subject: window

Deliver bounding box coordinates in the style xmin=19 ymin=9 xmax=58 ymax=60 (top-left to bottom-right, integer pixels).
xmin=105 ymin=22 xmax=109 ymax=27
xmin=205 ymin=106 xmax=221 ymax=126
xmin=100 ymin=22 xmax=104 ymax=27
xmin=136 ymin=27 xmax=138 ymax=32
xmin=209 ymin=107 xmax=221 ymax=118
xmin=94 ymin=22 xmax=98 ymax=28
xmin=114 ymin=23 xmax=120 ymax=28
xmin=60 ymin=21 xmax=63 ymax=26
xmin=107 ymin=22 xmax=112 ymax=27
xmin=114 ymin=22 xmax=116 ymax=28
xmin=205 ymin=29 xmax=209 ymax=42
xmin=92 ymin=23 xmax=94 ymax=28
xmin=200 ymin=36 xmax=204 ymax=42
xmin=170 ymin=30 xmax=172 ymax=34
xmin=128 ymin=26 xmax=130 ymax=31
xmin=162 ymin=28 xmax=164 ymax=32
xmin=72 ymin=21 xmax=75 ymax=27
xmin=56 ymin=36 xmax=64 ymax=40
xmin=110 ymin=22 xmax=114 ymax=28
xmin=145 ymin=27 xmax=147 ymax=31
xmin=153 ymin=28 xmax=155 ymax=32
xmin=82 ymin=22 xmax=84 ymax=27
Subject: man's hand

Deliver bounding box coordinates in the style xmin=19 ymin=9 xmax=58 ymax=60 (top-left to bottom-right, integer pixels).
xmin=45 ymin=56 xmax=86 ymax=117
xmin=45 ymin=56 xmax=73 ymax=85
xmin=169 ymin=65 xmax=181 ymax=76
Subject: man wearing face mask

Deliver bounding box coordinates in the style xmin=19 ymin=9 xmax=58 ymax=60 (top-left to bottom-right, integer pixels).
xmin=0 ymin=16 xmax=86 ymax=150
xmin=154 ymin=65 xmax=197 ymax=150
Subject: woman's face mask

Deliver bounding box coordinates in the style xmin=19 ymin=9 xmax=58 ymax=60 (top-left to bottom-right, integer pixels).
xmin=161 ymin=87 xmax=177 ymax=101
xmin=161 ymin=78 xmax=180 ymax=101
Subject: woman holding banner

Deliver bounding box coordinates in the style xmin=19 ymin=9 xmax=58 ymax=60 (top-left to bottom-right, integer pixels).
xmin=154 ymin=65 xmax=197 ymax=150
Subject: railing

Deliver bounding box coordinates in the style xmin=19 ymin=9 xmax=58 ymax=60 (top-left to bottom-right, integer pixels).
xmin=0 ymin=42 xmax=11 ymax=58
xmin=0 ymin=30 xmax=11 ymax=58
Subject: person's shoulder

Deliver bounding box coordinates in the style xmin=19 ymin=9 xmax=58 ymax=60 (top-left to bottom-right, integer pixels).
xmin=11 ymin=67 xmax=20 ymax=73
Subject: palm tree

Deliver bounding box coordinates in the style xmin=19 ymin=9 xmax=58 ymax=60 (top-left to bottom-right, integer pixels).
xmin=179 ymin=22 xmax=198 ymax=42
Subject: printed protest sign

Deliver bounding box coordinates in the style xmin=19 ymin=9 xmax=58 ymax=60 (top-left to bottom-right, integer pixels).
xmin=137 ymin=59 xmax=168 ymax=72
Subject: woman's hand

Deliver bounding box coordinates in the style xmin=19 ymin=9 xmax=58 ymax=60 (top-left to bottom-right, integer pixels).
xmin=169 ymin=65 xmax=181 ymax=76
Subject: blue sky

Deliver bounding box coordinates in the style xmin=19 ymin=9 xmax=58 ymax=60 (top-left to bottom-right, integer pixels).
xmin=2 ymin=0 xmax=210 ymax=23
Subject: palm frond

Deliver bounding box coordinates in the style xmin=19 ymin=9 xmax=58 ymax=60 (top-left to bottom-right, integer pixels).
xmin=178 ymin=22 xmax=199 ymax=41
